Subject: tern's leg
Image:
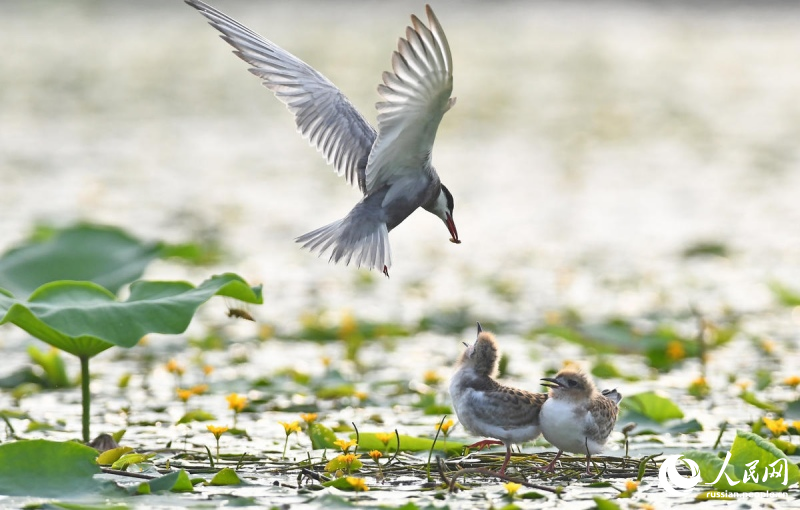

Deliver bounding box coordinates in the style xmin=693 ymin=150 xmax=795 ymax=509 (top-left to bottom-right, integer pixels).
xmin=584 ymin=437 xmax=593 ymax=475
xmin=499 ymin=443 xmax=512 ymax=475
xmin=539 ymin=449 xmax=563 ymax=472
xmin=383 ymin=265 xmax=390 ymax=278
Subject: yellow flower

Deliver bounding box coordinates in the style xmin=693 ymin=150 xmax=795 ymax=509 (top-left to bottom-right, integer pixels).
xmin=688 ymin=376 xmax=710 ymax=398
xmin=338 ymin=311 xmax=358 ymax=339
xmin=207 ymin=424 xmax=229 ymax=462
xmin=544 ymin=310 xmax=562 ymax=325
xmin=346 ymin=476 xmax=369 ymax=492
xmin=190 ymin=384 xmax=208 ymax=395
xmin=423 ymin=370 xmax=441 ymax=385
xmin=503 ymin=482 xmax=522 ymax=496
xmin=625 ymin=480 xmax=640 ymax=493
xmin=763 ymin=417 xmax=788 ymax=436
xmin=203 ymin=365 xmax=214 ymax=376
xmin=375 ymin=433 xmax=392 ymax=446
xmin=300 ymin=413 xmax=318 ymax=424
xmin=783 ymin=375 xmax=800 ymax=388
xmin=334 ymin=439 xmax=357 ymax=453
xmin=736 ymin=380 xmax=752 ymax=391
xmin=436 ymin=419 xmax=455 ymax=435
xmin=226 ymin=393 xmax=248 ymax=412
xmin=369 ymin=450 xmax=382 ymax=461
xmin=760 ymin=338 xmax=776 ymax=354
xmin=207 ymin=424 xmax=229 ymax=440
xmin=793 ymin=421 xmax=800 ymax=432
xmin=176 ymin=388 xmax=193 ymax=402
xmin=325 ymin=453 xmax=360 ymax=474
xmin=166 ymin=359 xmax=185 ymax=376
xmin=279 ymin=421 xmax=301 ymax=459
xmin=354 ymin=391 xmax=368 ymax=401
xmin=280 ymin=421 xmax=301 ymax=435
xmin=321 ymin=356 xmax=332 ymax=368
xmin=258 ymin=324 xmax=274 ymax=340
xmin=666 ymin=341 xmax=686 ymax=360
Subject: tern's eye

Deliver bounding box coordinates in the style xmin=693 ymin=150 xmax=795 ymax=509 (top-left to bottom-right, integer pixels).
xmin=567 ymin=379 xmax=578 ymax=388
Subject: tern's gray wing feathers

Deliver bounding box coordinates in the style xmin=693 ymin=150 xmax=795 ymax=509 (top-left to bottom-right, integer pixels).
xmin=365 ymin=5 xmax=455 ymax=193
xmin=185 ymin=0 xmax=376 ymax=191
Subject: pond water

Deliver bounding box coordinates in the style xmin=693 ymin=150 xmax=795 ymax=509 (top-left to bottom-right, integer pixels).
xmin=1 ymin=1 xmax=799 ymax=508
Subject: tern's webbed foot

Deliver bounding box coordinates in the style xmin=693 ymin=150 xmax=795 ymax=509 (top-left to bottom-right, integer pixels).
xmin=535 ymin=449 xmax=563 ymax=473
xmin=466 ymin=439 xmax=503 ymax=451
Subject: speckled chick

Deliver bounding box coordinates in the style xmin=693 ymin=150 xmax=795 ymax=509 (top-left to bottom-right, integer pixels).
xmin=449 ymin=323 xmax=548 ymax=475
xmin=539 ymin=369 xmax=622 ymax=474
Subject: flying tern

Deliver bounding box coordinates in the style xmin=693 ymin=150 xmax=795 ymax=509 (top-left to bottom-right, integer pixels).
xmin=185 ymin=1 xmax=460 ymax=276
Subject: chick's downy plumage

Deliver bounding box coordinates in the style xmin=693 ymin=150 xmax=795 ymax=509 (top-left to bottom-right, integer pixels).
xmin=539 ymin=368 xmax=622 ymax=474
xmin=450 ymin=323 xmax=547 ymax=474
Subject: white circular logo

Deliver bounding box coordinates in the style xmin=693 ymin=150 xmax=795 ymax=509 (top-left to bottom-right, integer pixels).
xmin=658 ymin=455 xmax=703 ymax=495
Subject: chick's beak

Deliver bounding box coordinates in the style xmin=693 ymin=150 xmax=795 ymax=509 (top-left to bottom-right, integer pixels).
xmin=540 ymin=377 xmax=563 ymax=389
xmin=445 ymin=213 xmax=460 ymax=244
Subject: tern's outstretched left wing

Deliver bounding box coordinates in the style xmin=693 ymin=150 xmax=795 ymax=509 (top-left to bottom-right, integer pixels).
xmin=185 ymin=0 xmax=376 ymax=192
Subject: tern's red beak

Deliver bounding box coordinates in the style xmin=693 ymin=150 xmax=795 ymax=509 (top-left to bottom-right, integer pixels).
xmin=446 ymin=213 xmax=460 ymax=244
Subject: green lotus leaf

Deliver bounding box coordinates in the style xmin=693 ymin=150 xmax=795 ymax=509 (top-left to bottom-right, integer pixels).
xmin=96 ymin=446 xmax=134 ymax=466
xmin=0 ymin=273 xmax=262 ymax=358
xmin=0 ymin=224 xmax=161 ymax=299
xmin=354 ymin=432 xmax=464 ymax=456
xmin=620 ymin=391 xmax=684 ymax=424
xmin=111 ymin=452 xmax=155 ymax=471
xmin=0 ymin=439 xmax=113 ymax=497
xmin=325 ymin=455 xmax=363 ymax=473
xmin=175 ymin=409 xmax=216 ymax=425
xmin=210 ymin=467 xmax=242 ymax=486
xmin=592 ymin=497 xmax=622 ymax=510
xmin=684 ymin=430 xmax=800 ymax=492
xmin=308 ymin=422 xmax=339 ymax=450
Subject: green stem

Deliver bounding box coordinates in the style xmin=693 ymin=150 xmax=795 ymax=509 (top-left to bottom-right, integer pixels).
xmin=427 ymin=415 xmax=447 ymax=482
xmin=80 ymin=355 xmax=91 ymax=443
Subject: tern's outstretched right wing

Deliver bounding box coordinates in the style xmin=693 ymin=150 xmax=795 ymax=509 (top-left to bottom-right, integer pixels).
xmin=365 ymin=5 xmax=455 ymax=193
xmin=185 ymin=0 xmax=376 ymax=192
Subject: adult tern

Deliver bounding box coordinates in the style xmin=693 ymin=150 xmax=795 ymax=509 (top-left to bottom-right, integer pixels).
xmin=185 ymin=1 xmax=460 ymax=276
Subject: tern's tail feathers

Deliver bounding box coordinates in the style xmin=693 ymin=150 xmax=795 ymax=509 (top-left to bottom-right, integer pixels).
xmin=296 ymin=217 xmax=392 ymax=272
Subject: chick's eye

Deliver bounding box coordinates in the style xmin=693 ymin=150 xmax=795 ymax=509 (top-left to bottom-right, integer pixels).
xmin=567 ymin=379 xmax=578 ymax=388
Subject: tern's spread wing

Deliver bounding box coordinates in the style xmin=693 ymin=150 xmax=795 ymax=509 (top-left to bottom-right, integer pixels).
xmin=365 ymin=5 xmax=455 ymax=193
xmin=186 ymin=0 xmax=376 ymax=191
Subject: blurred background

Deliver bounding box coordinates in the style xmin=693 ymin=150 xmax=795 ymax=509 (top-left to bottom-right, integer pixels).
xmin=2 ymin=0 xmax=800 ymax=327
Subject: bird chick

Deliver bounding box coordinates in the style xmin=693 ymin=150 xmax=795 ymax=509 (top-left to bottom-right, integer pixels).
xmin=539 ymin=369 xmax=621 ymax=474
xmin=450 ymin=323 xmax=548 ymax=475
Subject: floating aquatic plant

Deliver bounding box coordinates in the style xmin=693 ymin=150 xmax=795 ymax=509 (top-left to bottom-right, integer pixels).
xmin=0 ymin=273 xmax=262 ymax=442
